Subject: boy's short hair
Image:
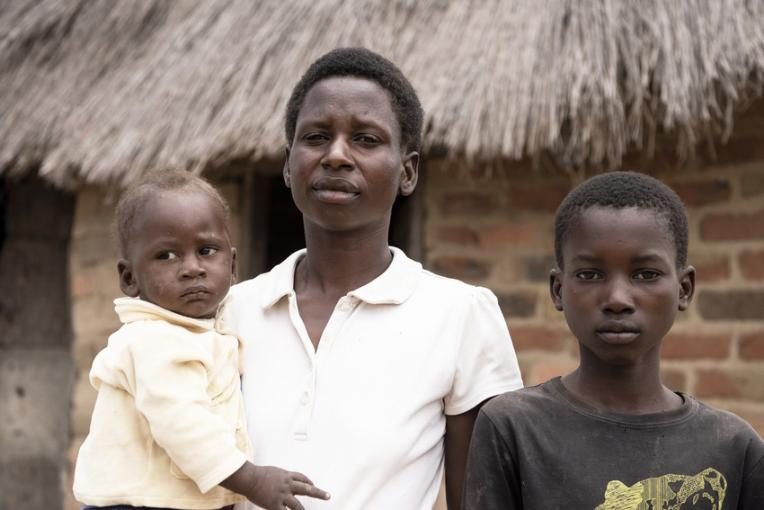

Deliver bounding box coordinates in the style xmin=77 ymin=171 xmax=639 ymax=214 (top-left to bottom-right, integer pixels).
xmin=284 ymin=47 xmax=424 ymax=153
xmin=115 ymin=171 xmax=230 ymax=256
xmin=554 ymin=171 xmax=688 ymax=269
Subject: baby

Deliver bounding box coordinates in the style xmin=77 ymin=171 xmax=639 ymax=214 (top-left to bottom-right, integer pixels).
xmin=73 ymin=171 xmax=329 ymax=510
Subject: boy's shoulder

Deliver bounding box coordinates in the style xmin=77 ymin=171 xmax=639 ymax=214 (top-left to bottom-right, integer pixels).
xmin=480 ymin=380 xmax=559 ymax=423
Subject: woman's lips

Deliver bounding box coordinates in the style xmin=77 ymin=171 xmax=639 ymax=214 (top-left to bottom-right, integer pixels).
xmin=312 ymin=177 xmax=360 ymax=204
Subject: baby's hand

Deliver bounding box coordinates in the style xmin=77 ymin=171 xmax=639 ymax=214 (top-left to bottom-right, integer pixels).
xmin=247 ymin=465 xmax=330 ymax=510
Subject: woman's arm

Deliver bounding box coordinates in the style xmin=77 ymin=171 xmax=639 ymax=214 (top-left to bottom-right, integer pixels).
xmin=444 ymin=405 xmax=482 ymax=509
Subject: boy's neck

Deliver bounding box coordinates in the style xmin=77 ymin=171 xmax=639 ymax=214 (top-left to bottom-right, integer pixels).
xmin=297 ymin=226 xmax=392 ymax=296
xmin=561 ymin=354 xmax=683 ymax=414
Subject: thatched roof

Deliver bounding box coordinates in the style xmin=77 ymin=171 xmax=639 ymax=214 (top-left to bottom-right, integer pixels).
xmin=1 ymin=0 xmax=763 ymax=187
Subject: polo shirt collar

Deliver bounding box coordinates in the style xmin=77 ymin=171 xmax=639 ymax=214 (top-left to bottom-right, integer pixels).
xmin=260 ymin=247 xmax=422 ymax=309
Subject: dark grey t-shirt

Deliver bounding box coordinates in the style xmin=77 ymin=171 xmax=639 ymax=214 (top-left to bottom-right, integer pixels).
xmin=463 ymin=377 xmax=764 ymax=510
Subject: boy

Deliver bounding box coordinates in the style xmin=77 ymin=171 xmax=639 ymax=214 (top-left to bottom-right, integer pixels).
xmin=73 ymin=171 xmax=329 ymax=510
xmin=462 ymin=171 xmax=764 ymax=509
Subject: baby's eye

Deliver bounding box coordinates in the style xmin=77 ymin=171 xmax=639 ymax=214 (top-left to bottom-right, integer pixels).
xmin=633 ymin=270 xmax=661 ymax=281
xmin=157 ymin=251 xmax=177 ymax=260
xmin=303 ymin=132 xmax=329 ymax=144
xmin=199 ymin=246 xmax=218 ymax=256
xmin=575 ymin=270 xmax=602 ymax=281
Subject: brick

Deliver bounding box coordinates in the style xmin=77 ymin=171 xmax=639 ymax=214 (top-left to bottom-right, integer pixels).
xmin=741 ymin=169 xmax=764 ymax=198
xmin=661 ymin=332 xmax=731 ymax=359
xmin=429 ymin=257 xmax=491 ymax=281
xmin=435 ymin=226 xmax=479 ymax=246
xmin=507 ymin=182 xmax=571 ymax=211
xmin=697 ymin=290 xmax=764 ymax=321
xmin=739 ymin=249 xmax=764 ymax=280
xmin=522 ymin=254 xmax=557 ymax=282
xmin=694 ymin=368 xmax=764 ymax=400
xmin=496 ymin=292 xmax=537 ymax=318
xmin=439 ymin=192 xmax=495 ymax=217
xmin=739 ymin=331 xmax=764 ymax=360
xmin=692 ymin=254 xmax=730 ymax=283
xmin=713 ymin=136 xmax=764 ymax=166
xmin=670 ymin=178 xmax=731 ymax=207
xmin=528 ymin=358 xmax=578 ymax=385
xmin=509 ymin=325 xmax=570 ymax=352
xmin=700 ymin=208 xmax=764 ymax=241
xmin=478 ymin=223 xmax=539 ymax=249
xmin=661 ymin=368 xmax=687 ymax=392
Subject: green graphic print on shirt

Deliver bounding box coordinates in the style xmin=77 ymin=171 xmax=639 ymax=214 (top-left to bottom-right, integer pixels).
xmin=595 ymin=468 xmax=727 ymax=510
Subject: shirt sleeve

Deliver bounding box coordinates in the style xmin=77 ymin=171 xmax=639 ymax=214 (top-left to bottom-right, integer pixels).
xmin=741 ymin=437 xmax=764 ymax=509
xmin=462 ymin=408 xmax=522 ymax=510
xmin=128 ymin=327 xmax=248 ymax=494
xmin=444 ymin=286 xmax=523 ymax=415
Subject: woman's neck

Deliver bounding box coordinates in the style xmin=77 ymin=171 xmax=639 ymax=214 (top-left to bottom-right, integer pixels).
xmin=296 ymin=226 xmax=393 ymax=295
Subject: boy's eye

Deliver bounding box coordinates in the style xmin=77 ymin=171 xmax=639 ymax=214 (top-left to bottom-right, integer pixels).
xmin=633 ymin=269 xmax=661 ymax=281
xmin=575 ymin=270 xmax=602 ymax=281
xmin=199 ymin=247 xmax=218 ymax=256
xmin=157 ymin=251 xmax=177 ymax=260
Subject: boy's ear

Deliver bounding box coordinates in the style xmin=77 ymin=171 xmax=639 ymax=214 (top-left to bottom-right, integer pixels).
xmin=230 ymin=248 xmax=238 ymax=285
xmin=117 ymin=259 xmax=140 ymax=297
xmin=398 ymin=151 xmax=419 ymax=197
xmin=283 ymin=145 xmax=292 ymax=188
xmin=678 ymin=265 xmax=696 ymax=311
xmin=549 ymin=268 xmax=564 ymax=311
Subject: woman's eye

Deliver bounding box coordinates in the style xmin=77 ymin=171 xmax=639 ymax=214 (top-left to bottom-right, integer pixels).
xmin=157 ymin=251 xmax=177 ymax=260
xmin=355 ymin=134 xmax=379 ymax=145
xmin=199 ymin=247 xmax=218 ymax=256
xmin=575 ymin=270 xmax=601 ymax=281
xmin=634 ymin=270 xmax=660 ymax=281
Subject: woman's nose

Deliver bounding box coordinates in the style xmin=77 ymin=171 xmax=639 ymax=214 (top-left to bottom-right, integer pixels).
xmin=321 ymin=137 xmax=353 ymax=170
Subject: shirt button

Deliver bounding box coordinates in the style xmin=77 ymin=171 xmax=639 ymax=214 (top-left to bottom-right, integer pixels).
xmin=300 ymin=391 xmax=310 ymax=405
xmin=336 ymin=298 xmax=353 ymax=312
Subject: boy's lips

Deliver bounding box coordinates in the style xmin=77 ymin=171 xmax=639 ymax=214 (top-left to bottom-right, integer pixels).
xmin=596 ymin=322 xmax=640 ymax=344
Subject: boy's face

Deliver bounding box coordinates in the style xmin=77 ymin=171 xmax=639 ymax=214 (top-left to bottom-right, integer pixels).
xmin=284 ymin=76 xmax=418 ymax=234
xmin=550 ymin=206 xmax=694 ymax=367
xmin=118 ymin=189 xmax=236 ymax=319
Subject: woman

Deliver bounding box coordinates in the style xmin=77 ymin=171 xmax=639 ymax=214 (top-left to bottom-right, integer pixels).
xmin=226 ymin=47 xmax=522 ymax=509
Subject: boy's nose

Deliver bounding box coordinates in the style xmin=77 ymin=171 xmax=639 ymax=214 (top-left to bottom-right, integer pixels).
xmin=602 ymin=277 xmax=634 ymax=314
xmin=321 ymin=137 xmax=353 ymax=170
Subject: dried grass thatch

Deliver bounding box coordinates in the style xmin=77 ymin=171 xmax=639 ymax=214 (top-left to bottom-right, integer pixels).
xmin=1 ymin=0 xmax=763 ymax=187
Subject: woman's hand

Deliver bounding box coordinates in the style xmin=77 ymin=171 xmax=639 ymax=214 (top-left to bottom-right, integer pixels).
xmin=221 ymin=461 xmax=330 ymax=509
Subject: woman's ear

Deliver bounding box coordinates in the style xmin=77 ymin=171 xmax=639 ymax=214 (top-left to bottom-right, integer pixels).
xmin=678 ymin=265 xmax=696 ymax=311
xmin=118 ymin=259 xmax=140 ymax=297
xmin=283 ymin=145 xmax=292 ymax=188
xmin=398 ymin=151 xmax=419 ymax=196
xmin=550 ymin=268 xmax=564 ymax=311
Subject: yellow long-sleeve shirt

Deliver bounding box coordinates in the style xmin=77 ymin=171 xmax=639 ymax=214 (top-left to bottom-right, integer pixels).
xmin=73 ymin=297 xmax=250 ymax=509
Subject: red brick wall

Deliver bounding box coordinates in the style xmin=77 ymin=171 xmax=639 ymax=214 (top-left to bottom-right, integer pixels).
xmin=424 ymin=158 xmax=764 ymax=436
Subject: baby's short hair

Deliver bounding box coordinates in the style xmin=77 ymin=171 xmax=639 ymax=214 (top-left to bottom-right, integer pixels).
xmin=554 ymin=171 xmax=688 ymax=269
xmin=115 ymin=171 xmax=229 ymax=256
xmin=285 ymin=47 xmax=424 ymax=153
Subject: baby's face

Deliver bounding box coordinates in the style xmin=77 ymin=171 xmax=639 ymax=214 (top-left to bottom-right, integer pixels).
xmin=119 ymin=189 xmax=236 ymax=319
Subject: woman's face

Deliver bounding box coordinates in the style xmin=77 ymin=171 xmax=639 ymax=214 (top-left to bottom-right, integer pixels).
xmin=284 ymin=76 xmax=418 ymax=236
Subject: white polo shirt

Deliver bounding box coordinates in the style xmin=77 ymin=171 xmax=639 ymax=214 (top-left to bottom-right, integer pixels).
xmin=225 ymin=248 xmax=522 ymax=509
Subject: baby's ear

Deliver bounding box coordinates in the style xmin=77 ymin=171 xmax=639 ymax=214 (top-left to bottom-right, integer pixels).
xmin=678 ymin=265 xmax=696 ymax=311
xmin=118 ymin=259 xmax=140 ymax=297
xmin=549 ymin=268 xmax=564 ymax=311
xmin=230 ymin=248 xmax=238 ymax=284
